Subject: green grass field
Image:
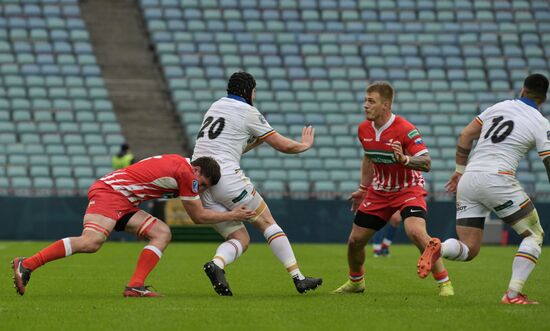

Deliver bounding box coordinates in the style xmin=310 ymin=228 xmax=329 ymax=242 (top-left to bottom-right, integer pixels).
xmin=1 ymin=241 xmax=548 ymax=330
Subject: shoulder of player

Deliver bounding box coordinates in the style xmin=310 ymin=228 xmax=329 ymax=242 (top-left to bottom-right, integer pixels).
xmin=392 ymin=116 xmax=419 ymax=135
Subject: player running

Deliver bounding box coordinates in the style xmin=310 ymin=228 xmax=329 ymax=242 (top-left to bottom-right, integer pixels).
xmin=333 ymin=81 xmax=454 ymax=296
xmin=11 ymin=155 xmax=255 ymax=297
xmin=192 ymin=71 xmax=322 ymax=296
xmin=418 ymin=73 xmax=549 ymax=304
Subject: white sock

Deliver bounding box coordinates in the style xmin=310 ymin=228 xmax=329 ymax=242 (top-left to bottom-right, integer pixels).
xmin=508 ymin=237 xmax=541 ymax=296
xmin=264 ymin=224 xmax=304 ymax=280
xmin=62 ymin=238 xmax=73 ymax=256
xmin=212 ymin=239 xmax=243 ymax=269
xmin=382 ymin=238 xmax=392 ymax=246
xmin=372 ymin=243 xmax=382 ymax=251
xmin=441 ymin=238 xmax=469 ymax=261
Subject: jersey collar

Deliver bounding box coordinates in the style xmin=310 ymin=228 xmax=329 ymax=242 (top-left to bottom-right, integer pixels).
xmin=518 ymin=97 xmax=539 ymax=110
xmin=227 ymin=94 xmax=248 ymax=104
xmin=372 ymin=113 xmax=396 ymax=141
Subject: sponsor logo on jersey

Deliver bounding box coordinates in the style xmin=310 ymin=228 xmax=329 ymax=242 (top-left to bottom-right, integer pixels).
xmin=192 ymin=180 xmax=199 ymax=193
xmin=407 ymin=129 xmax=420 ymax=139
xmin=494 ymin=200 xmax=513 ymax=211
xmin=232 ymin=189 xmax=248 ymax=203
xmin=414 ymin=137 xmax=423 ymax=145
xmin=364 ymin=150 xmax=396 ymax=164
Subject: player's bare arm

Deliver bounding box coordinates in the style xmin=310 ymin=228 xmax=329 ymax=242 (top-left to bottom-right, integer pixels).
xmin=544 ymin=156 xmax=550 ymax=182
xmin=455 ymin=119 xmax=482 ymax=169
xmin=390 ymin=141 xmax=431 ymax=172
xmin=263 ymin=125 xmax=315 ymax=154
xmin=446 ymin=119 xmax=482 ymax=192
xmin=181 ymin=199 xmax=256 ymax=224
xmin=350 ymin=156 xmax=374 ymax=212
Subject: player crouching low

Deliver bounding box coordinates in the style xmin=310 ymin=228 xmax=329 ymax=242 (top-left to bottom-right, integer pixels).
xmin=12 ymin=155 xmax=255 ymax=297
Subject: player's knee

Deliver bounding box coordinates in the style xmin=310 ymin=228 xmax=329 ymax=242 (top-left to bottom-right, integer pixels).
xmin=81 ymin=237 xmax=104 ymax=253
xmin=154 ymin=223 xmax=172 ymax=244
xmin=348 ymin=234 xmax=367 ymax=248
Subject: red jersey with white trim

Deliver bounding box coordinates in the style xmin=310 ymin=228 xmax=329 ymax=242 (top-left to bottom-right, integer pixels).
xmin=358 ymin=114 xmax=429 ymax=192
xmin=98 ymin=154 xmax=200 ymax=205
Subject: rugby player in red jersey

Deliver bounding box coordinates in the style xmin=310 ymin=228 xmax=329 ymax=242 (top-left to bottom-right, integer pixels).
xmin=333 ymin=81 xmax=454 ymax=296
xmin=11 ymin=155 xmax=255 ymax=297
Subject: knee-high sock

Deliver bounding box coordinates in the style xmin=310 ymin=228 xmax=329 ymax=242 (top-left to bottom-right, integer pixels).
xmin=22 ymin=238 xmax=72 ymax=271
xmin=212 ymin=239 xmax=243 ymax=269
xmin=127 ymin=245 xmax=162 ymax=287
xmin=372 ymin=227 xmax=384 ymax=251
xmin=508 ymin=237 xmax=541 ymax=295
xmin=383 ymin=223 xmax=397 ymax=245
xmin=264 ymin=224 xmax=304 ymax=280
xmin=441 ymin=238 xmax=469 ymax=261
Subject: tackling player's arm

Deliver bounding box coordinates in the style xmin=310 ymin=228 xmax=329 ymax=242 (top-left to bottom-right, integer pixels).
xmin=181 ymin=199 xmax=255 ymax=224
xmin=262 ymin=126 xmax=314 ymax=154
xmin=445 ymin=118 xmax=482 ymax=192
xmin=350 ymin=155 xmax=374 ymax=212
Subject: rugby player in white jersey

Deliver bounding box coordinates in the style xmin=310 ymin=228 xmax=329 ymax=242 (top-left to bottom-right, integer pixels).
xmin=192 ymin=71 xmax=322 ymax=296
xmin=418 ymin=73 xmax=550 ymax=304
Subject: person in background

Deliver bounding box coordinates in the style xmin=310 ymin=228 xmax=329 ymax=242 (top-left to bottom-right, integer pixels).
xmin=112 ymin=143 xmax=135 ymax=170
xmin=372 ymin=211 xmax=401 ymax=257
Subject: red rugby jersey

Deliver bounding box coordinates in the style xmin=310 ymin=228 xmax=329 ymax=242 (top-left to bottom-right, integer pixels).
xmin=358 ymin=114 xmax=429 ymax=192
xmin=99 ymin=154 xmax=200 ymax=205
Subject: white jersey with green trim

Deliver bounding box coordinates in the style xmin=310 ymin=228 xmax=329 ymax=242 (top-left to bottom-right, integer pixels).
xmin=466 ymin=98 xmax=550 ymax=173
xmin=192 ymin=96 xmax=275 ymax=173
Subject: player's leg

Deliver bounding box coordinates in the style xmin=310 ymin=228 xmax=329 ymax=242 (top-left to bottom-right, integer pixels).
xmin=403 ymin=208 xmax=453 ymax=296
xmin=333 ymin=211 xmax=382 ymax=294
xmin=501 ymin=204 xmax=543 ymax=304
xmin=441 ymin=220 xmax=485 ymax=261
xmin=205 ymin=222 xmax=249 ymax=296
xmin=120 ymin=210 xmax=171 ymax=297
xmin=381 ymin=211 xmax=401 ymax=256
xmin=12 ymin=213 xmax=115 ymax=296
xmin=371 ymin=225 xmax=385 ymax=257
xmin=250 ymin=202 xmax=322 ymax=293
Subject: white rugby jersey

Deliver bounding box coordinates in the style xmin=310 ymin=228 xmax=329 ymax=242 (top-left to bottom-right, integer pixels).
xmin=192 ymin=95 xmax=275 ymax=172
xmin=466 ymin=98 xmax=550 ymax=173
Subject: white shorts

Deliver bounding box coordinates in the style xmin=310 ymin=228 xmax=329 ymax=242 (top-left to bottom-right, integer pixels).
xmin=456 ymin=172 xmax=532 ymax=223
xmin=200 ymin=168 xmax=266 ymax=238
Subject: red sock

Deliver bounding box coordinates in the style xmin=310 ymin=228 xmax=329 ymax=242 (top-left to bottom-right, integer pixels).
xmin=22 ymin=239 xmax=68 ymax=271
xmin=433 ymin=270 xmax=449 ymax=283
xmin=349 ymin=267 xmax=365 ymax=283
xmin=127 ymin=246 xmax=162 ymax=287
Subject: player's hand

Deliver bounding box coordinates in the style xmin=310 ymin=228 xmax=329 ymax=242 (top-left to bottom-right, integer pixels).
xmin=230 ymin=205 xmax=256 ymax=221
xmin=389 ymin=141 xmax=407 ymax=164
xmin=445 ymin=172 xmax=462 ymax=193
xmin=301 ymin=125 xmax=315 ymax=150
xmin=348 ymin=190 xmax=367 ymax=212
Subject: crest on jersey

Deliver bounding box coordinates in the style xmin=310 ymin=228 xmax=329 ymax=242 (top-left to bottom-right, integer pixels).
xmin=259 ymin=115 xmax=266 ymax=124
xmin=547 ymin=130 xmax=550 ymax=140
xmin=407 ymin=129 xmax=420 ymax=139
xmin=192 ymin=180 xmax=199 ymax=193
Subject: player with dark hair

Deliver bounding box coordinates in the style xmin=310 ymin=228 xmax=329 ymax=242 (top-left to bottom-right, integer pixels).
xmin=418 ymin=73 xmax=550 ymax=304
xmin=193 ymin=71 xmax=322 ymax=296
xmin=333 ymin=81 xmax=454 ymax=296
xmin=12 ymin=155 xmax=255 ymax=297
